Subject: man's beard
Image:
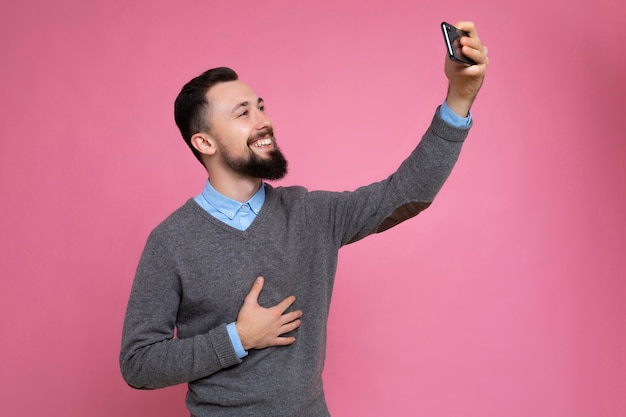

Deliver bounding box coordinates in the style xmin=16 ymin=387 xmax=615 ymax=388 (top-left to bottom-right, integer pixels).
xmin=219 ymin=132 xmax=288 ymax=181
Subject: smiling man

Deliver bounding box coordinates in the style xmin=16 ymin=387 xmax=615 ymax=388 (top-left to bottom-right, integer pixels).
xmin=120 ymin=21 xmax=488 ymax=417
xmin=197 ymin=80 xmax=288 ymax=187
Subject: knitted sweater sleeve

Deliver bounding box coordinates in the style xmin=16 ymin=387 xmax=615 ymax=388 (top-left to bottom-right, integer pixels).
xmin=119 ymin=223 xmax=241 ymax=389
xmin=308 ymin=108 xmax=470 ymax=246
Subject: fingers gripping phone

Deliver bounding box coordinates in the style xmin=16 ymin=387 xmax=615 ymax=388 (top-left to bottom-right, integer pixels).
xmin=441 ymin=22 xmax=476 ymax=66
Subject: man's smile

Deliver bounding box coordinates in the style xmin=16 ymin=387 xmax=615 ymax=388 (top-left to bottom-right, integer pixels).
xmin=249 ymin=137 xmax=273 ymax=148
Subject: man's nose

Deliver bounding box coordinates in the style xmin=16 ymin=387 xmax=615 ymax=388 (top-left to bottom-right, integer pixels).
xmin=254 ymin=109 xmax=272 ymax=129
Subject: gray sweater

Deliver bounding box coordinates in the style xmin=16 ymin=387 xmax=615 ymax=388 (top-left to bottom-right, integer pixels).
xmin=120 ymin=110 xmax=469 ymax=416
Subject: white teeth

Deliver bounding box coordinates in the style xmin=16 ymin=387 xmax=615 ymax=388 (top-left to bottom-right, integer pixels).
xmin=252 ymin=138 xmax=272 ymax=147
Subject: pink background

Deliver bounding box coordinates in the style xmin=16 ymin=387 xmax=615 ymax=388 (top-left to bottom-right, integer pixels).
xmin=1 ymin=1 xmax=624 ymax=416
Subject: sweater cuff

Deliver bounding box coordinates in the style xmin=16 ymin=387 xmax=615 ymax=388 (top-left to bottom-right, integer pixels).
xmin=432 ymin=105 xmax=472 ymax=143
xmin=209 ymin=324 xmax=243 ymax=369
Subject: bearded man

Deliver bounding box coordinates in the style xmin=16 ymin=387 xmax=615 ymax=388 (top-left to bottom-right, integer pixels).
xmin=120 ymin=21 xmax=489 ymax=417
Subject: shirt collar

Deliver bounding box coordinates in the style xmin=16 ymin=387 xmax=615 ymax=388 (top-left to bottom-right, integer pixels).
xmin=200 ymin=179 xmax=265 ymax=220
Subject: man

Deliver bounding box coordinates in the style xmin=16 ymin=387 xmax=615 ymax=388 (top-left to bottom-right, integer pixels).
xmin=120 ymin=22 xmax=488 ymax=417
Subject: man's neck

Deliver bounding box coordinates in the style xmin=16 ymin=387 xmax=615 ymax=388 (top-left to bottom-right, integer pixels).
xmin=207 ymin=174 xmax=263 ymax=203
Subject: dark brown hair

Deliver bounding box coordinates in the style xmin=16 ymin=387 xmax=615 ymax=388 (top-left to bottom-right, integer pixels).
xmin=174 ymin=67 xmax=239 ymax=164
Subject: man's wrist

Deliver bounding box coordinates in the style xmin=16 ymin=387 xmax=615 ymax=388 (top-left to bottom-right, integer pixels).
xmin=440 ymin=99 xmax=472 ymax=128
xmin=226 ymin=322 xmax=248 ymax=359
xmin=445 ymin=86 xmax=476 ymax=119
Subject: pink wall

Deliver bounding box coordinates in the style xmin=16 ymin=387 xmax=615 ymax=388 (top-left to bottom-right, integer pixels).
xmin=1 ymin=1 xmax=624 ymax=416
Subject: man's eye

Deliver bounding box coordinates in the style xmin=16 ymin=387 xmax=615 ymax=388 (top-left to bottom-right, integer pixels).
xmin=238 ymin=110 xmax=248 ymax=117
xmin=259 ymin=105 xmax=265 ymax=112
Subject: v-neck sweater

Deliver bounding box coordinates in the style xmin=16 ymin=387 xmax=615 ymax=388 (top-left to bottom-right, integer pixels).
xmin=120 ymin=110 xmax=470 ymax=416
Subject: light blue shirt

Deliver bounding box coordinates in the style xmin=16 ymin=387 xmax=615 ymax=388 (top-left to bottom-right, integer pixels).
xmin=194 ymin=180 xmax=265 ymax=231
xmin=194 ymin=101 xmax=470 ymax=359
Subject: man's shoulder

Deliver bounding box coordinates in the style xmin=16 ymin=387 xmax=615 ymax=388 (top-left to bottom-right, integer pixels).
xmin=266 ymin=184 xmax=355 ymax=223
xmin=148 ymin=199 xmax=202 ymax=237
xmin=265 ymin=183 xmax=309 ymax=203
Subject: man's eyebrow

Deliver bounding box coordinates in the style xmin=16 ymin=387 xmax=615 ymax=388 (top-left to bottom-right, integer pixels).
xmin=231 ymin=97 xmax=264 ymax=114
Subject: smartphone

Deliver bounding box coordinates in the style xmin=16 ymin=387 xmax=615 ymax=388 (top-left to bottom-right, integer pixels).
xmin=441 ymin=21 xmax=476 ymax=66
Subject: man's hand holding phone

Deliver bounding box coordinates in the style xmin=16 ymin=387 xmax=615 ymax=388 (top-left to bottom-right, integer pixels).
xmin=441 ymin=21 xmax=489 ymax=118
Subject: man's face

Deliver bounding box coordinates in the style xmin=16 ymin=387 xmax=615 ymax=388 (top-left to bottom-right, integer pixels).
xmin=206 ymin=80 xmax=287 ymax=180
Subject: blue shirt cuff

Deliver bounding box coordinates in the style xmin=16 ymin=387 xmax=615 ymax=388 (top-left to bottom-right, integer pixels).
xmin=440 ymin=100 xmax=472 ymax=128
xmin=226 ymin=322 xmax=248 ymax=359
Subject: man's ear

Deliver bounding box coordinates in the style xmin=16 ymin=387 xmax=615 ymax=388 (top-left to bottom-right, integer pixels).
xmin=191 ymin=133 xmax=217 ymax=156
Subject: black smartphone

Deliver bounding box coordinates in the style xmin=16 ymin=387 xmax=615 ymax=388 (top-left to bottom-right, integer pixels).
xmin=441 ymin=21 xmax=476 ymax=66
